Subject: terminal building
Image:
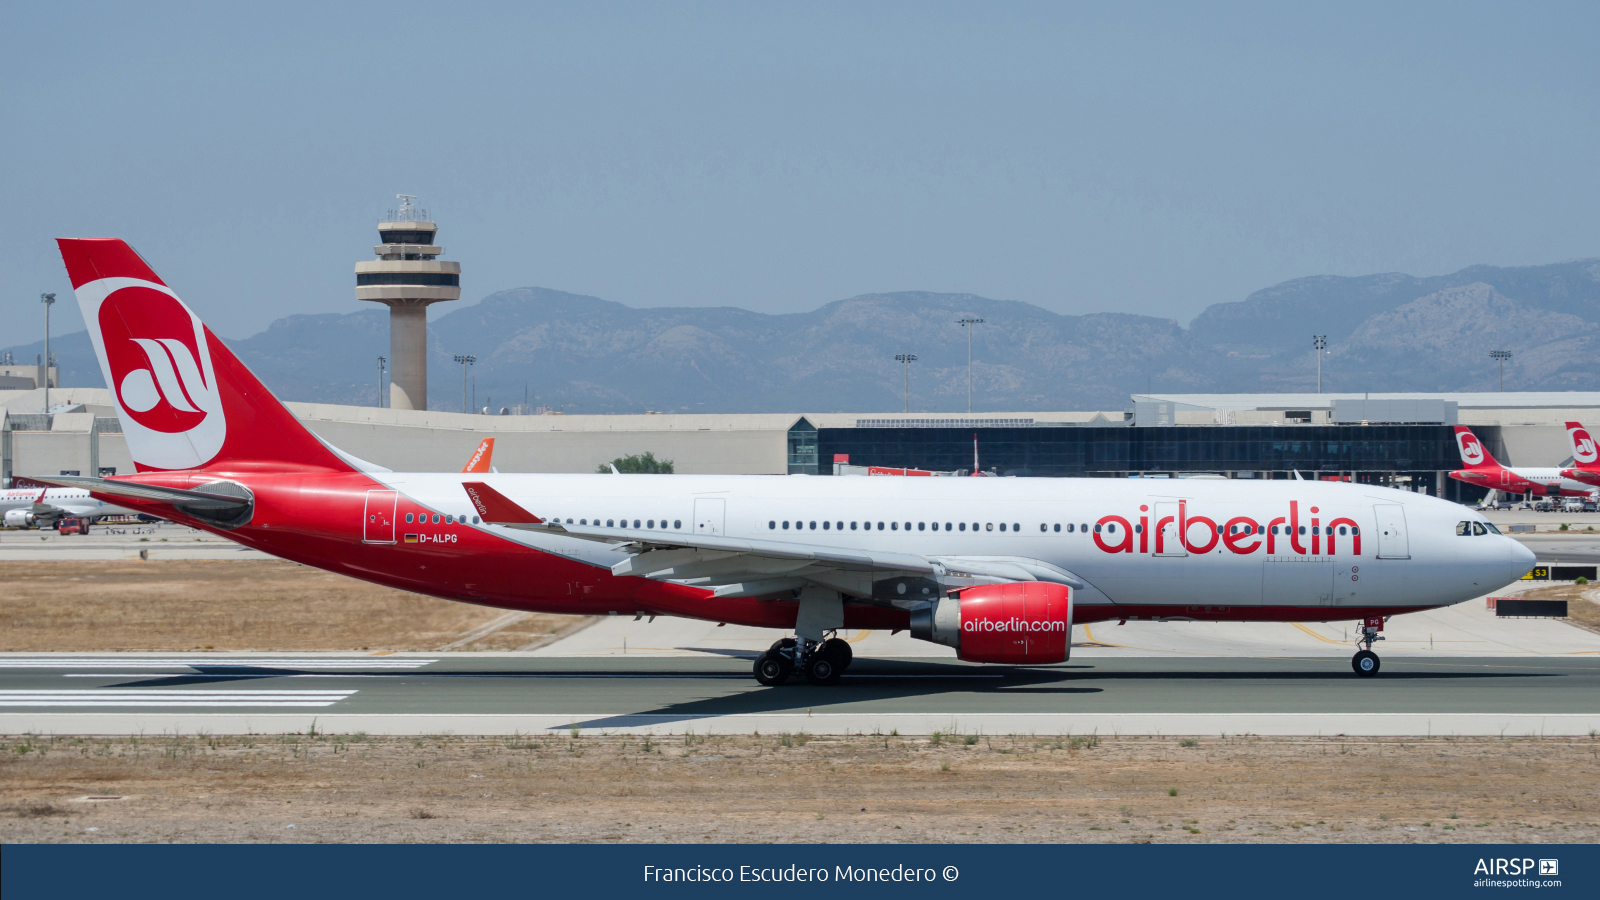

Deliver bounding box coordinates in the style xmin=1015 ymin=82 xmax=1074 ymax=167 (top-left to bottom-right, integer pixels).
xmin=5 ymin=387 xmax=1596 ymax=505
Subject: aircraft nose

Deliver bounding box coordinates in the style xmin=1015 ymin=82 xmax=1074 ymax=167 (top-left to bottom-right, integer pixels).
xmin=1507 ymin=538 xmax=1537 ymax=582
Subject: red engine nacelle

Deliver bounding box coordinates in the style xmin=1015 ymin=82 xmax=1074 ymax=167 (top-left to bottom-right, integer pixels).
xmin=908 ymin=582 xmax=1072 ymax=664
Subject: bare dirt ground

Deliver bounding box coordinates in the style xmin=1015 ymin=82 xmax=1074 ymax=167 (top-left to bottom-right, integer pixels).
xmin=0 ymin=560 xmax=588 ymax=652
xmin=2 ymin=732 xmax=1596 ymax=844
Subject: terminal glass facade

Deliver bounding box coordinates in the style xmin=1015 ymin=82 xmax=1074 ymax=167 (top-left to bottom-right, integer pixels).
xmin=818 ymin=424 xmax=1465 ymax=482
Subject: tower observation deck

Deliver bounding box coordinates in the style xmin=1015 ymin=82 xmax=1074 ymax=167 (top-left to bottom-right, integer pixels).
xmin=355 ymin=195 xmax=460 ymax=410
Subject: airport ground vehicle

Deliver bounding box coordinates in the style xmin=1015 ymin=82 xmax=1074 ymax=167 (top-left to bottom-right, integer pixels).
xmin=54 ymin=517 xmax=89 ymax=535
xmin=29 ymin=239 xmax=1537 ymax=682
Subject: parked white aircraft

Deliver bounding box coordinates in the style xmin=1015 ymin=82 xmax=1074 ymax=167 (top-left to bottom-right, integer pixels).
xmin=0 ymin=486 xmax=140 ymax=528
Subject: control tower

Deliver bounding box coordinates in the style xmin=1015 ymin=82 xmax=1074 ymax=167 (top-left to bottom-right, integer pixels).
xmin=355 ymin=195 xmax=460 ymax=410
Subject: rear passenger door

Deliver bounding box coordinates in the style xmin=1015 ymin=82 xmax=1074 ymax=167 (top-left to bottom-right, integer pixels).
xmin=363 ymin=490 xmax=398 ymax=544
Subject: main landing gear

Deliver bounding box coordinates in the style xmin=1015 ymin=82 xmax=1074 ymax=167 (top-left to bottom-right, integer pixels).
xmin=753 ymin=633 xmax=853 ymax=686
xmin=1351 ymin=624 xmax=1384 ymax=677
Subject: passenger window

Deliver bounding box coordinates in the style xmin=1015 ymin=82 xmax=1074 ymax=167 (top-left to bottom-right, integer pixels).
xmin=959 ymin=522 xmax=966 ymax=531
xmin=1080 ymin=523 xmax=1088 ymax=532
xmin=944 ymin=522 xmax=951 ymax=531
xmin=432 ymin=514 xmax=441 ymax=524
xmin=1067 ymin=523 xmax=1074 ymax=533
xmin=1093 ymin=523 xmax=1101 ymax=533
xmin=783 ymin=521 xmax=789 ymax=529
xmin=1014 ymin=524 xmax=1020 ymax=532
xmin=1339 ymin=526 xmax=1347 ymax=535
xmin=917 ymin=522 xmax=925 ymax=531
xmin=904 ymin=522 xmax=912 ymax=531
xmin=891 ymin=522 xmax=899 ymax=531
xmin=647 ymin=520 xmax=655 ymax=528
xmin=850 ymin=522 xmax=857 ymax=530
xmin=606 ymin=519 xmax=614 ymax=527
xmin=1000 ymin=523 xmax=1007 ymax=532
xmin=1105 ymin=523 xmax=1115 ymax=533
xmin=1040 ymin=524 xmax=1047 ymax=533
xmin=1134 ymin=524 xmax=1142 ymax=534
xmin=987 ymin=523 xmax=994 ymax=532
xmin=633 ymin=519 xmax=640 ymax=528
xmin=1298 ymin=526 xmax=1305 ymax=535
xmin=1054 ymin=523 xmax=1060 ymax=533
xmin=769 ymin=521 xmax=776 ymax=530
xmin=838 ymin=522 xmax=844 ymax=530
xmin=405 ymin=513 xmax=414 ymax=523
xmin=809 ymin=521 xmax=817 ymax=530
xmin=472 ymin=516 xmax=481 ymax=525
xmin=823 ymin=521 xmax=830 ymax=530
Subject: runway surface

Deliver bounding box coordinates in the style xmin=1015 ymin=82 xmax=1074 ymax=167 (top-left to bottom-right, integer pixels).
xmin=3 ymin=653 xmax=1597 ymax=737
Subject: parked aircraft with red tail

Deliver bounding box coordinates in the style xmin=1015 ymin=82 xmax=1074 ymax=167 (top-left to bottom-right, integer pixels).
xmin=26 ymin=239 xmax=1535 ymax=681
xmin=1447 ymin=426 xmax=1596 ymax=499
xmin=1560 ymin=421 xmax=1600 ymax=488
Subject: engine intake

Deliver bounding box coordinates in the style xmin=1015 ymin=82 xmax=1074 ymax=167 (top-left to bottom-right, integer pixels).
xmin=908 ymin=582 xmax=1073 ymax=664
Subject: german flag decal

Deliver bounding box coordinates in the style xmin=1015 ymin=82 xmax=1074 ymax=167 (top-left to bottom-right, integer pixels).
xmin=403 ymin=534 xmax=418 ymax=543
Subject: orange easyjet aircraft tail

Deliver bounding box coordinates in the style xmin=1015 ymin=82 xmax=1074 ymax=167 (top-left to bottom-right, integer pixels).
xmin=462 ymin=438 xmax=495 ymax=473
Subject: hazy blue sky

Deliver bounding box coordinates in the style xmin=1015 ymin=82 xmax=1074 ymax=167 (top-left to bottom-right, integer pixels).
xmin=4 ymin=1 xmax=1597 ymax=340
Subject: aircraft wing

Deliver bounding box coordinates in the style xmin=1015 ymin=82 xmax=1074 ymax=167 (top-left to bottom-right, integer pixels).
xmin=462 ymin=481 xmax=1081 ymax=600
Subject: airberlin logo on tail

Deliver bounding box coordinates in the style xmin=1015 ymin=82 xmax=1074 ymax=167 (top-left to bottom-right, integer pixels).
xmin=1092 ymin=500 xmax=1361 ymax=557
xmin=1570 ymin=424 xmax=1598 ymax=465
xmin=1456 ymin=430 xmax=1486 ymax=466
xmin=84 ymin=279 xmax=226 ymax=469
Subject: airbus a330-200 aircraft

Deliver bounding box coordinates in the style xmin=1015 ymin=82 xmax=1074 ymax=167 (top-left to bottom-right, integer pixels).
xmin=28 ymin=239 xmax=1536 ymax=683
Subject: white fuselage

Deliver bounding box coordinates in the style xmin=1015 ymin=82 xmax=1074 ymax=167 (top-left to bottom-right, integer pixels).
xmin=371 ymin=471 xmax=1536 ymax=615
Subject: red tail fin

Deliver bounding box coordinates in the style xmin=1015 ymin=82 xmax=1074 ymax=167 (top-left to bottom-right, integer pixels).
xmin=462 ymin=438 xmax=495 ymax=473
xmin=1567 ymin=421 xmax=1599 ymax=468
xmin=58 ymin=238 xmax=348 ymax=474
xmin=1452 ymin=426 xmax=1498 ymax=470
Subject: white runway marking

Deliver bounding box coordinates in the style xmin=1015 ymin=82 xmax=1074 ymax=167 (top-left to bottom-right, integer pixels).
xmin=0 ymin=658 xmax=434 ymax=669
xmin=0 ymin=690 xmax=357 ymax=707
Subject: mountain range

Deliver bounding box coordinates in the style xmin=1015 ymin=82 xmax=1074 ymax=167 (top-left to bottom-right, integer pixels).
xmin=8 ymin=258 xmax=1598 ymax=413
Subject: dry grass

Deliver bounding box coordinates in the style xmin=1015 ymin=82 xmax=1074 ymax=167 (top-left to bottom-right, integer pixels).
xmin=0 ymin=560 xmax=586 ymax=652
xmin=1522 ymin=583 xmax=1600 ymax=636
xmin=3 ymin=732 xmax=1597 ymax=844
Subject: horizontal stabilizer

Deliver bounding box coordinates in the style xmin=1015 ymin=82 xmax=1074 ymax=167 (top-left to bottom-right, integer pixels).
xmin=14 ymin=475 xmax=250 ymax=509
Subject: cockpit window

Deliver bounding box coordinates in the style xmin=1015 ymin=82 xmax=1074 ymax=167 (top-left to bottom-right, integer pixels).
xmin=1483 ymin=522 xmax=1502 ymax=534
xmin=1456 ymin=521 xmax=1470 ymax=536
xmin=1471 ymin=522 xmax=1488 ymax=536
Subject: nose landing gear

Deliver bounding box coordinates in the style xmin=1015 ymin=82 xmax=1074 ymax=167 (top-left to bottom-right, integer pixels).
xmin=751 ymin=633 xmax=854 ymax=686
xmin=1351 ymin=621 xmax=1384 ymax=677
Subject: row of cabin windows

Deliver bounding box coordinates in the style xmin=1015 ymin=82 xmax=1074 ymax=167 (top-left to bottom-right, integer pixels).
xmin=553 ymin=518 xmax=681 ymax=529
xmin=769 ymin=520 xmax=1033 ymax=532
xmin=405 ymin=512 xmax=480 ymax=525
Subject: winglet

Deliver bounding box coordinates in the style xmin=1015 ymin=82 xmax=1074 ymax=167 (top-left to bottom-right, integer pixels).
xmin=462 ymin=481 xmax=543 ymax=524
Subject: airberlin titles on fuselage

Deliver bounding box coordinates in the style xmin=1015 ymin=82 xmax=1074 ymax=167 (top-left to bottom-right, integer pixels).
xmin=1093 ymin=500 xmax=1359 ymax=556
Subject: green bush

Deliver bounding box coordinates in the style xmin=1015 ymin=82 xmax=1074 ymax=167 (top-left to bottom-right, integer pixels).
xmin=598 ymin=452 xmax=674 ymax=474
xmin=1577 ymin=576 xmax=1590 ymax=586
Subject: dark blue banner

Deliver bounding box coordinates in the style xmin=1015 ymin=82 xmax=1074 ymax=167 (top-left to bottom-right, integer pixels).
xmin=4 ymin=844 xmax=1594 ymax=899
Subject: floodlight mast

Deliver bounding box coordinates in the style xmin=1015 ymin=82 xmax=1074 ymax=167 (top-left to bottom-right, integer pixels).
xmin=895 ymin=353 xmax=918 ymax=413
xmin=1313 ymin=335 xmax=1327 ymax=394
xmin=958 ymin=318 xmax=984 ymax=413
xmin=40 ymin=293 xmax=56 ymax=413
xmin=1490 ymin=350 xmax=1512 ymax=391
xmin=377 ymin=357 xmax=387 ymax=408
xmin=453 ymin=354 xmax=476 ymax=413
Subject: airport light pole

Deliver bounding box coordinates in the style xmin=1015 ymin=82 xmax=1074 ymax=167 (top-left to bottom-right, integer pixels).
xmin=1490 ymin=350 xmax=1512 ymax=391
xmin=1313 ymin=334 xmax=1326 ymax=394
xmin=453 ymin=354 xmax=476 ymax=413
xmin=40 ymin=293 xmax=55 ymax=413
xmin=895 ymin=353 xmax=917 ymax=413
xmin=377 ymin=356 xmax=387 ymax=408
xmin=957 ymin=318 xmax=983 ymax=413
